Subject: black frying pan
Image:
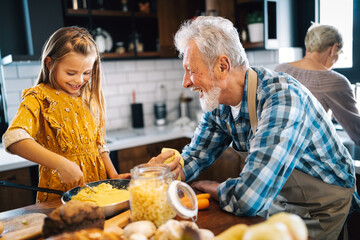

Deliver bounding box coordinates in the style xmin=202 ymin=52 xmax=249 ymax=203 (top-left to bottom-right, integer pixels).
xmin=0 ymin=179 xmax=130 ymax=217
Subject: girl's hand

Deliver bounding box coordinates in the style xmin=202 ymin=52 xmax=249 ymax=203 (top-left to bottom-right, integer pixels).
xmin=112 ymin=173 xmax=131 ymax=179
xmin=57 ymin=159 xmax=84 ymax=187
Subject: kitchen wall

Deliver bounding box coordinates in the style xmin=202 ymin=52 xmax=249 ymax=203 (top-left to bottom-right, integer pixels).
xmin=3 ymin=48 xmax=302 ymax=131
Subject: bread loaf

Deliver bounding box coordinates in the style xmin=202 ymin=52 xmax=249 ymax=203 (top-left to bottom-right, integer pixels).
xmin=42 ymin=200 xmax=105 ymax=238
xmin=45 ymin=228 xmax=122 ymax=240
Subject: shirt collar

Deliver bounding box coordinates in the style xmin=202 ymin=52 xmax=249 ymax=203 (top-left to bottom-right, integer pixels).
xmin=219 ymin=68 xmax=252 ymax=121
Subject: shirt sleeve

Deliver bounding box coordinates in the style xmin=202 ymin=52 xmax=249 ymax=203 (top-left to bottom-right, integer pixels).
xmin=3 ymin=94 xmax=42 ymax=151
xmin=323 ymin=87 xmax=360 ymax=145
xmin=182 ymin=112 xmax=233 ymax=182
xmin=217 ymin=83 xmax=308 ymax=216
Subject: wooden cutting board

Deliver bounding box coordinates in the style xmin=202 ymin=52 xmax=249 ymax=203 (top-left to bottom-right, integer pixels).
xmin=0 ymin=210 xmax=130 ymax=240
xmin=0 ymin=213 xmax=47 ymax=240
xmin=104 ymin=209 xmax=131 ymax=235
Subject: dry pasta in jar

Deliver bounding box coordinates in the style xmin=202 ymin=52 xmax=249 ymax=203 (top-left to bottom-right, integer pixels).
xmin=129 ymin=164 xmax=176 ymax=227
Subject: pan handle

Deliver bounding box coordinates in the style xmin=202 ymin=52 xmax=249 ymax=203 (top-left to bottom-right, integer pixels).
xmin=0 ymin=181 xmax=65 ymax=196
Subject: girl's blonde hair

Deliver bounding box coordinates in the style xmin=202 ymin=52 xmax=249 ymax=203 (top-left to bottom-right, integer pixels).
xmin=37 ymin=26 xmax=106 ymax=131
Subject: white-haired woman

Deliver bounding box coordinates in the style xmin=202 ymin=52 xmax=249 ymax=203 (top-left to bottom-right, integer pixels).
xmin=275 ymin=23 xmax=360 ymax=145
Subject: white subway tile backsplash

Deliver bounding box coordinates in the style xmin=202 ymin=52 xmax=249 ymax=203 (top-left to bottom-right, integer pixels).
xmin=135 ymin=60 xmax=155 ymax=70
xmin=118 ymin=83 xmax=137 ymax=95
xmin=5 ymin=92 xmax=21 ymax=106
xmin=102 ymin=61 xmax=117 ymax=73
xmin=5 ymin=79 xmax=33 ymax=91
xmin=115 ymin=61 xmax=136 ymax=72
xmin=3 ymin=65 xmax=18 ymax=78
xmin=138 ymin=82 xmax=156 ymax=93
xmin=155 ymin=59 xmax=174 ymax=70
xmin=172 ymin=59 xmax=183 ymax=70
xmin=18 ymin=64 xmax=41 ymax=78
xmin=147 ymin=71 xmax=165 ymax=81
xmin=251 ymin=50 xmax=276 ymax=64
xmin=165 ymin=70 xmax=183 ymax=80
xmin=128 ymin=72 xmax=147 ymax=82
xmin=104 ymin=72 xmax=127 ymax=84
xmin=4 ymin=49 xmax=282 ymax=130
xmin=103 ymin=85 xmax=119 ymax=97
xmin=107 ymin=95 xmax=130 ymax=107
xmin=7 ymin=106 xmax=19 ymax=120
xmin=136 ymin=92 xmax=155 ymax=103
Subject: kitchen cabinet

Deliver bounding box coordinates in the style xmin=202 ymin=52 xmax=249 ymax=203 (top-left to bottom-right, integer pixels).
xmin=0 ymin=0 xmax=64 ymax=61
xmin=0 ymin=167 xmax=37 ymax=212
xmin=115 ymin=137 xmax=245 ymax=182
xmin=234 ymin=0 xmax=315 ymax=50
xmin=62 ymin=0 xmax=205 ymax=59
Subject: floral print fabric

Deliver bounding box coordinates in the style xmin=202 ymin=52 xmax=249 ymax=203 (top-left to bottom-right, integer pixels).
xmin=4 ymin=84 xmax=107 ymax=202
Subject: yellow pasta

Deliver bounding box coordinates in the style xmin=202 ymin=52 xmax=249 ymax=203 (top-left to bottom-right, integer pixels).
xmin=129 ymin=178 xmax=176 ymax=227
xmin=72 ymin=183 xmax=129 ymax=206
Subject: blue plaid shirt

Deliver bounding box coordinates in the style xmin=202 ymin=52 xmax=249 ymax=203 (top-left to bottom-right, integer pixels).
xmin=182 ymin=67 xmax=360 ymax=216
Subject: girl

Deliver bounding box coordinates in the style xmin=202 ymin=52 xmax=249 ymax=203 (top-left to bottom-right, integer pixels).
xmin=2 ymin=26 xmax=131 ymax=202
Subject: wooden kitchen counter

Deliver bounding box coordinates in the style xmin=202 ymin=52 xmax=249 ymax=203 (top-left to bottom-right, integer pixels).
xmin=0 ymin=198 xmax=264 ymax=237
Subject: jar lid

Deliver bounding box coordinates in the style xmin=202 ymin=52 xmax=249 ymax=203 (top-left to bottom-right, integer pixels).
xmin=167 ymin=180 xmax=198 ymax=221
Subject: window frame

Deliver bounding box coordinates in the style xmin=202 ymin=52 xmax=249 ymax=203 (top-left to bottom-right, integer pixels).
xmin=326 ymin=0 xmax=360 ymax=83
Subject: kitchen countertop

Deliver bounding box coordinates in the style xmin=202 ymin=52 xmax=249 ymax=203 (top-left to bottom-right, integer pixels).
xmin=0 ymin=123 xmax=195 ymax=172
xmin=1 ymin=123 xmax=360 ymax=174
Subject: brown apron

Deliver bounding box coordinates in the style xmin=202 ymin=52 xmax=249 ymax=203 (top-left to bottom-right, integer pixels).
xmin=231 ymin=68 xmax=354 ymax=239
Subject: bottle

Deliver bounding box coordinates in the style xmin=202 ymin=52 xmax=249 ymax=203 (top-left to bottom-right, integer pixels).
xmin=154 ymin=84 xmax=167 ymax=126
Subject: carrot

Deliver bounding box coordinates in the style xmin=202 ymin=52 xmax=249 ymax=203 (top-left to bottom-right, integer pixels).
xmin=197 ymin=198 xmax=210 ymax=210
xmin=180 ymin=194 xmax=211 ymax=210
xmin=196 ymin=193 xmax=211 ymax=200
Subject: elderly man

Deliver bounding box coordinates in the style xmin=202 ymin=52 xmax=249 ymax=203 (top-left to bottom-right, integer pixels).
xmin=166 ymin=16 xmax=359 ymax=239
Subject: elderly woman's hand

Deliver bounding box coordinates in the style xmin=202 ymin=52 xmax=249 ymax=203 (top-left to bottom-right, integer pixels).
xmin=149 ymin=151 xmax=183 ymax=180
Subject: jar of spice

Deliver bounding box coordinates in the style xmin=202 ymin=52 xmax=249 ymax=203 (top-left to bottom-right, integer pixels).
xmin=115 ymin=42 xmax=125 ymax=54
xmin=129 ymin=163 xmax=198 ymax=227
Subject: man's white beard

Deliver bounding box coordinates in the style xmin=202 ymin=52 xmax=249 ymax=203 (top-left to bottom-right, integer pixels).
xmin=200 ymin=86 xmax=221 ymax=112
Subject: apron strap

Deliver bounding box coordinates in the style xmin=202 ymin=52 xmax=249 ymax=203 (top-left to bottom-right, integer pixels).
xmin=248 ymin=68 xmax=258 ymax=135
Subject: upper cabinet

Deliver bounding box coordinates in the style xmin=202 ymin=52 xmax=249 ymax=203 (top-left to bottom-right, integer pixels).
xmin=63 ymin=0 xmax=205 ymax=59
xmin=63 ymin=0 xmax=160 ymax=59
xmin=1 ymin=0 xmax=313 ymax=61
xmin=234 ymin=0 xmax=312 ymax=50
xmin=0 ymin=0 xmax=64 ymax=61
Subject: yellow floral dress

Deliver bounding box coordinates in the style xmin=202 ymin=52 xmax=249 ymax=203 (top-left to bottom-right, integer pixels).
xmin=4 ymin=84 xmax=107 ymax=202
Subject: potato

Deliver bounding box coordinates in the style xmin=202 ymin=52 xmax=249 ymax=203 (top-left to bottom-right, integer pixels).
xmin=0 ymin=221 xmax=3 ymax=235
xmin=123 ymin=220 xmax=156 ymax=238
xmin=213 ymin=224 xmax=248 ymax=240
xmin=242 ymin=222 xmax=292 ymax=240
xmin=267 ymin=212 xmax=308 ymax=240
xmin=161 ymin=148 xmax=184 ymax=167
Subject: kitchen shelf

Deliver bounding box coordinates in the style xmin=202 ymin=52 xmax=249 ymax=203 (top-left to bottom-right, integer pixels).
xmin=243 ymin=41 xmax=264 ymax=49
xmin=101 ymin=51 xmax=160 ymax=59
xmin=66 ymin=9 xmax=157 ymax=18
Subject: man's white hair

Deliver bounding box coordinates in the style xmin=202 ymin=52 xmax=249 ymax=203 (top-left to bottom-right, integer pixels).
xmin=174 ymin=16 xmax=249 ymax=71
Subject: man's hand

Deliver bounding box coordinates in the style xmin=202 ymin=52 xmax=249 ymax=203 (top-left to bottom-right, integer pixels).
xmin=191 ymin=180 xmax=220 ymax=201
xmin=149 ymin=151 xmax=183 ymax=180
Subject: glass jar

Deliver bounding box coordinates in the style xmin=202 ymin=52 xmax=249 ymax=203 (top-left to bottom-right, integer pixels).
xmin=129 ymin=163 xmax=197 ymax=227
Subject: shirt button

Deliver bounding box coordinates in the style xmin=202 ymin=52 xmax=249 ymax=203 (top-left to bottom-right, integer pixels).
xmin=222 ymin=114 xmax=226 ymax=118
xmin=236 ymin=123 xmax=240 ymax=127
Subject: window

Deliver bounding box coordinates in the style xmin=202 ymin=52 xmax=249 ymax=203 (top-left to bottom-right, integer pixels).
xmin=319 ymin=0 xmax=353 ymax=68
